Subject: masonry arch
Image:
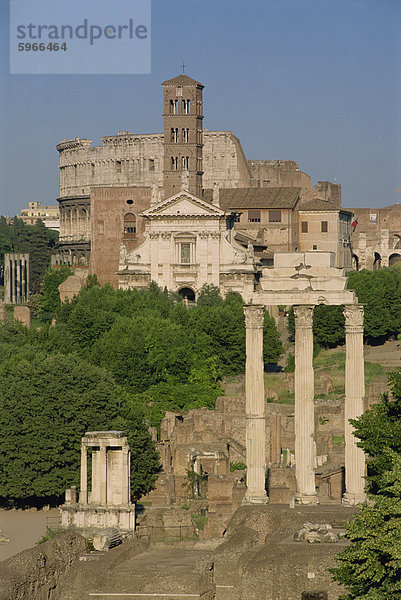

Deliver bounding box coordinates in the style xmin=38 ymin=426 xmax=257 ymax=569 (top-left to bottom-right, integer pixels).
xmin=352 ymin=254 xmax=359 ymax=271
xmin=78 ymin=207 xmax=87 ymax=237
xmin=392 ymin=234 xmax=401 ymax=250
xmin=373 ymin=252 xmax=382 ymax=270
xmin=178 ymin=286 xmax=196 ymax=304
xmin=389 ymin=253 xmax=401 ymax=267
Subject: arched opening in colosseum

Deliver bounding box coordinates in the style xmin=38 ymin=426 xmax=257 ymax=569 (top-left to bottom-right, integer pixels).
xmin=373 ymin=251 xmax=382 ymax=270
xmin=352 ymin=254 xmax=359 ymax=271
xmin=389 ymin=253 xmax=401 ymax=267
xmin=392 ymin=234 xmax=401 ymax=250
xmin=65 ymin=209 xmax=71 ymax=236
xmin=78 ymin=208 xmax=87 ymax=237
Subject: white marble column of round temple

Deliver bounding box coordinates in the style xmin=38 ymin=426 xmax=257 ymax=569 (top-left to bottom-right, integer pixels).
xmin=294 ymin=305 xmax=318 ymax=504
xmin=99 ymin=445 xmax=107 ymax=505
xmin=242 ymin=304 xmax=268 ymax=504
xmin=122 ymin=448 xmax=130 ymax=505
xmin=79 ymin=444 xmax=88 ymax=504
xmin=342 ymin=304 xmax=366 ymax=505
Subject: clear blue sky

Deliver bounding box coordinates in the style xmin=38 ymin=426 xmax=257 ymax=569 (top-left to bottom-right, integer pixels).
xmin=1 ymin=0 xmax=400 ymax=216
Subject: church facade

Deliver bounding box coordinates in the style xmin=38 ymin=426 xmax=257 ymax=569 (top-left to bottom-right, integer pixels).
xmin=118 ymin=188 xmax=256 ymax=301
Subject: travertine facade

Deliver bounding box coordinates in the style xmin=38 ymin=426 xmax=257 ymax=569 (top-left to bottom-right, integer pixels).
xmin=347 ymin=204 xmax=401 ymax=270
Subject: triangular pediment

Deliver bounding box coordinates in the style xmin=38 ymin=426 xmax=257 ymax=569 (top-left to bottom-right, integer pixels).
xmin=142 ymin=191 xmax=226 ymax=218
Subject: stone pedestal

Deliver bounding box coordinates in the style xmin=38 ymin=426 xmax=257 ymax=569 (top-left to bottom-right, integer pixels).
xmin=294 ymin=305 xmax=318 ymax=505
xmin=342 ymin=305 xmax=366 ymax=506
xmin=242 ymin=305 xmax=268 ymax=504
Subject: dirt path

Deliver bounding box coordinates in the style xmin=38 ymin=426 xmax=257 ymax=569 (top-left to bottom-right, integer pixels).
xmin=0 ymin=508 xmax=60 ymax=562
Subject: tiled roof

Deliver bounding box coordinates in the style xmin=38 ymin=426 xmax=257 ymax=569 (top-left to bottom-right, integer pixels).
xmin=218 ymin=187 xmax=301 ymax=209
xmin=162 ymin=74 xmax=204 ymax=87
xmin=299 ymin=198 xmax=339 ymax=212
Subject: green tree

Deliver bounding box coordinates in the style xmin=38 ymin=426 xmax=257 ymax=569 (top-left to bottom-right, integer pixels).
xmin=0 ymin=217 xmax=59 ymax=294
xmin=0 ymin=353 xmax=159 ymax=504
xmin=349 ymin=369 xmax=401 ymax=495
xmin=288 ymin=305 xmax=345 ymax=348
xmin=196 ymin=283 xmax=224 ymax=307
xmin=347 ymin=269 xmax=401 ymax=341
xmin=331 ymin=369 xmax=401 ymax=598
xmin=331 ymin=451 xmax=401 ymax=599
xmin=263 ymin=311 xmax=284 ymax=363
xmin=38 ymin=265 xmax=73 ymax=321
xmin=313 ymin=304 xmax=345 ymax=347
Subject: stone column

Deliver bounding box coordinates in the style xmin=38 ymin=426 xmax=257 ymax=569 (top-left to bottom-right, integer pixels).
xmin=99 ymin=445 xmax=107 ymax=505
xmin=122 ymin=447 xmax=130 ymax=505
xmin=79 ymin=444 xmax=88 ymax=504
xmin=270 ymin=414 xmax=281 ymax=465
xmin=16 ymin=258 xmax=21 ymax=303
xmin=294 ymin=305 xmax=318 ymax=504
xmin=242 ymin=304 xmax=268 ymax=504
xmin=343 ymin=304 xmax=366 ymax=505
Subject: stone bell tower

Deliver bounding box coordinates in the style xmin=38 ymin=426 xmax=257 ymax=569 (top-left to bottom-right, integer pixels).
xmin=162 ymin=73 xmax=204 ymax=198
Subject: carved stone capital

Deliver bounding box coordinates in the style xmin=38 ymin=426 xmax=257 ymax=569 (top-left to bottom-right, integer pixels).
xmin=293 ymin=305 xmax=314 ymax=329
xmin=198 ymin=231 xmax=209 ymax=239
xmin=210 ymin=231 xmax=221 ymax=239
xmin=161 ymin=232 xmax=171 ymax=240
xmin=244 ymin=304 xmax=265 ymax=329
xmin=149 ymin=232 xmax=160 ymax=240
xmin=344 ymin=304 xmax=364 ymax=333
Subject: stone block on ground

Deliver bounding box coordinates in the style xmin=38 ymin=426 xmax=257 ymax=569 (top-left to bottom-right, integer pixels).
xmin=13 ymin=306 xmax=31 ymax=327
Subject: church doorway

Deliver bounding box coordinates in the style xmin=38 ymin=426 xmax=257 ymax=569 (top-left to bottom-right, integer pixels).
xmin=178 ymin=287 xmax=196 ymax=304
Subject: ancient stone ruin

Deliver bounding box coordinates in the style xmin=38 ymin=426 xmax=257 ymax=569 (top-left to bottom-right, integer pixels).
xmin=60 ymin=431 xmax=135 ymax=533
xmin=3 ymin=252 xmax=29 ymax=304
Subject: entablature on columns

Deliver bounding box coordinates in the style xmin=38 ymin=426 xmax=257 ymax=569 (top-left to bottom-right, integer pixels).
xmin=253 ymin=290 xmax=356 ymax=306
xmin=81 ymin=430 xmax=129 ymax=450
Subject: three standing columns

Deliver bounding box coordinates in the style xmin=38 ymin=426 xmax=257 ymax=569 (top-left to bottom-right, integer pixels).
xmin=243 ymin=302 xmax=366 ymax=506
xmin=242 ymin=305 xmax=268 ymax=504
xmin=342 ymin=304 xmax=366 ymax=505
xmin=294 ymin=305 xmax=319 ymax=504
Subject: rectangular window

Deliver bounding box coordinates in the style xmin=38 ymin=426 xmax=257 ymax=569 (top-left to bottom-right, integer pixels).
xmin=269 ymin=209 xmax=281 ymax=222
xmin=248 ymin=209 xmax=261 ymax=223
xmin=321 ymin=221 xmax=328 ymax=233
xmin=181 ymin=243 xmax=191 ymax=264
xmin=149 ymin=159 xmax=155 ymax=171
xmin=116 ymin=160 xmax=122 ymax=173
xmin=301 ymin=221 xmax=308 ymax=233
